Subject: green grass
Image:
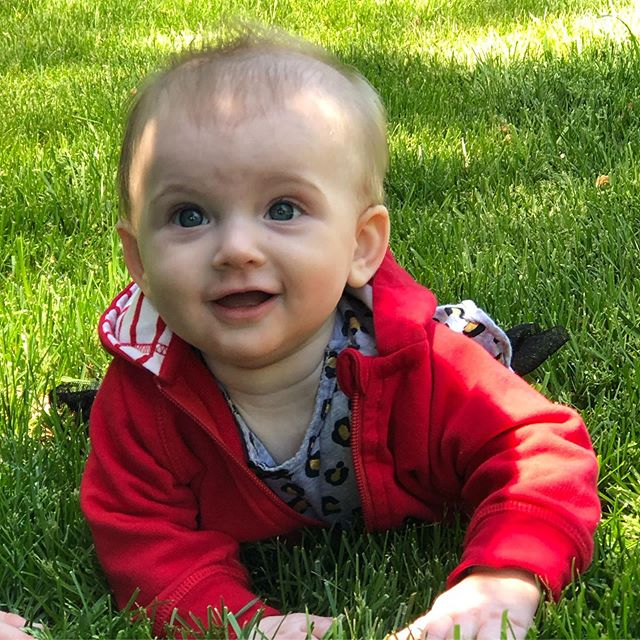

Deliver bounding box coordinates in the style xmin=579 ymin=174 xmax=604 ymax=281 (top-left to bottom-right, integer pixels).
xmin=1 ymin=0 xmax=639 ymax=637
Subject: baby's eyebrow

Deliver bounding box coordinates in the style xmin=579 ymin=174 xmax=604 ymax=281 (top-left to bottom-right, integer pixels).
xmin=149 ymin=183 xmax=208 ymax=206
xmin=261 ymin=172 xmax=323 ymax=194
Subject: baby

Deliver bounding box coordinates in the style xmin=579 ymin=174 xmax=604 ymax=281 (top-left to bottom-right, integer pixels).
xmin=81 ymin=30 xmax=600 ymax=639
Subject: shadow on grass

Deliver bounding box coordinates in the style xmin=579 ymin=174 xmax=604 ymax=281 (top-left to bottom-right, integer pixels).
xmin=241 ymin=519 xmax=464 ymax=637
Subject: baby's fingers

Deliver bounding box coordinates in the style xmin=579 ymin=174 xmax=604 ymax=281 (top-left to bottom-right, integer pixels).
xmin=0 ymin=612 xmax=41 ymax=640
xmin=254 ymin=613 xmax=334 ymax=639
xmin=386 ymin=612 xmax=470 ymax=640
xmin=0 ymin=614 xmax=27 ymax=630
xmin=475 ymin=611 xmax=529 ymax=640
xmin=307 ymin=615 xmax=334 ymax=638
xmin=387 ymin=611 xmax=531 ymax=640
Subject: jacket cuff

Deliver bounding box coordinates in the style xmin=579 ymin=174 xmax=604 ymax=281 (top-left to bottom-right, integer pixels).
xmin=447 ymin=511 xmax=590 ymax=600
xmin=151 ymin=571 xmax=280 ymax=637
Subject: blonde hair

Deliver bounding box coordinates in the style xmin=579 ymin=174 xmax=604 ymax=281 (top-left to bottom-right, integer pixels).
xmin=117 ymin=28 xmax=388 ymax=219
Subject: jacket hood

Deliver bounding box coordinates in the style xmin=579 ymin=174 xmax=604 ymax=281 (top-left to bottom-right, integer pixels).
xmin=98 ymin=250 xmax=439 ymax=377
xmin=99 ymin=283 xmax=173 ymax=377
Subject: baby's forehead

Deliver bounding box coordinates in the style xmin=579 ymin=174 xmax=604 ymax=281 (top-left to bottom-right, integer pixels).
xmin=121 ymin=46 xmax=387 ymax=214
xmin=149 ymin=51 xmax=363 ymax=129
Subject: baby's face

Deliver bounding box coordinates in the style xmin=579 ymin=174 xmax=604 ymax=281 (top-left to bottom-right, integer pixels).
xmin=120 ymin=90 xmax=373 ymax=370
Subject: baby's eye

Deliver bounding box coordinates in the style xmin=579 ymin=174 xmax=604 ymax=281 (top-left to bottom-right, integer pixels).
xmin=171 ymin=207 xmax=209 ymax=228
xmin=265 ymin=201 xmax=301 ymax=222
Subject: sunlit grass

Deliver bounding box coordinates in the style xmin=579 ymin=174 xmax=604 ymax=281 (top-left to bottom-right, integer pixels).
xmin=1 ymin=0 xmax=639 ymax=637
xmin=407 ymin=2 xmax=640 ymax=62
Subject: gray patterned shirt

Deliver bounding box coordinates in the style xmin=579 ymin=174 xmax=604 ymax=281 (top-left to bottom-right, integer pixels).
xmin=224 ymin=294 xmax=375 ymax=526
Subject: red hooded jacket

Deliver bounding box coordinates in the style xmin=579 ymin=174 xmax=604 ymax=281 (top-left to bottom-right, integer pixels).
xmin=81 ymin=252 xmax=600 ymax=636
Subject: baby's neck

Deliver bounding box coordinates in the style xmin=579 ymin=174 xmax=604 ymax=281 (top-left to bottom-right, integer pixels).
xmin=205 ymin=318 xmax=334 ymax=463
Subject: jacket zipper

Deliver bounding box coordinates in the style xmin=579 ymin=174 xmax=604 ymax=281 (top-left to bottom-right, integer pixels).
xmin=158 ymin=383 xmax=324 ymax=528
xmin=350 ymin=392 xmax=373 ymax=530
xmin=341 ymin=352 xmax=373 ymax=530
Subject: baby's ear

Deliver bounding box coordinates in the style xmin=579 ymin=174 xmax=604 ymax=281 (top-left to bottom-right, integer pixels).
xmin=117 ymin=220 xmax=147 ymax=290
xmin=348 ymin=204 xmax=390 ymax=288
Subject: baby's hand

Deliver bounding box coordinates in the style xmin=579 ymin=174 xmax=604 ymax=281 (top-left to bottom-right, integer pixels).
xmin=387 ymin=568 xmax=541 ymax=640
xmin=253 ymin=613 xmax=333 ymax=639
xmin=0 ymin=612 xmax=38 ymax=640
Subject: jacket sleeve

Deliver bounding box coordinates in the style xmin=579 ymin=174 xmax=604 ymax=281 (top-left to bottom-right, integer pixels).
xmin=80 ymin=359 xmax=279 ymax=636
xmin=428 ymin=323 xmax=600 ymax=598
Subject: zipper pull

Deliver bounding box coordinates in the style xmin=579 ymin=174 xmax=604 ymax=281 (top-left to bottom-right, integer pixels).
xmin=336 ymin=348 xmax=368 ymax=397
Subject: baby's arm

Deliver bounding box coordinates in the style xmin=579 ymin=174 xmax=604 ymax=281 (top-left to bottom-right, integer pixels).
xmin=388 ymin=568 xmax=540 ymax=640
xmin=81 ymin=362 xmax=281 ymax=636
xmin=393 ymin=326 xmax=599 ymax=639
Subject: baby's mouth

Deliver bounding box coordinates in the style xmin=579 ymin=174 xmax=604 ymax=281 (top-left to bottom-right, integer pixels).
xmin=214 ymin=291 xmax=275 ymax=309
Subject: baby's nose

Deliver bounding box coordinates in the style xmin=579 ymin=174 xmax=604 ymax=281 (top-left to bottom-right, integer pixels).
xmin=211 ymin=217 xmax=266 ymax=269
